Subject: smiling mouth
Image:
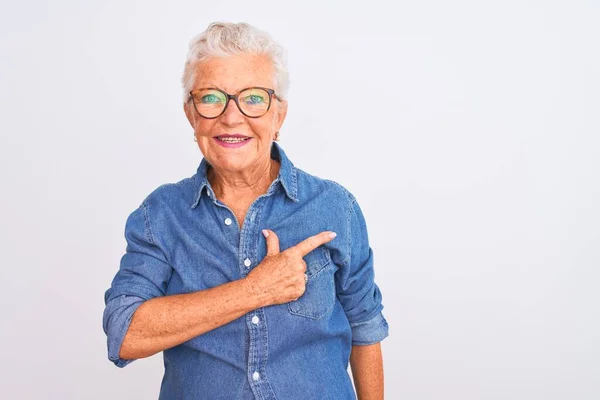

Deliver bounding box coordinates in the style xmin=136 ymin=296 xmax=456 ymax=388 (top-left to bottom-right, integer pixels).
xmin=215 ymin=136 xmax=251 ymax=143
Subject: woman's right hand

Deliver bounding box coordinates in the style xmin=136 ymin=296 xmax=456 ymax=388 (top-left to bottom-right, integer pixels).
xmin=244 ymin=229 xmax=337 ymax=306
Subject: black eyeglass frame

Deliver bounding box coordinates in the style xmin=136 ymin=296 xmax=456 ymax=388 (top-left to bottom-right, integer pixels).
xmin=187 ymin=86 xmax=282 ymax=119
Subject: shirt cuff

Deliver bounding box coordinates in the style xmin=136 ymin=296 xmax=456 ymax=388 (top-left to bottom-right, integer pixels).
xmin=105 ymin=295 xmax=145 ymax=368
xmin=350 ymin=312 xmax=389 ymax=345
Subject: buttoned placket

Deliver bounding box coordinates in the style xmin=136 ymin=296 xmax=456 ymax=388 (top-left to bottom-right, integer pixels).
xmin=207 ymin=183 xmax=280 ymax=400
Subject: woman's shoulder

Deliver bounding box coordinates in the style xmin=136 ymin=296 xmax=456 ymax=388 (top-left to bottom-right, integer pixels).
xmin=294 ymin=167 xmax=357 ymax=205
xmin=138 ymin=174 xmax=197 ymax=210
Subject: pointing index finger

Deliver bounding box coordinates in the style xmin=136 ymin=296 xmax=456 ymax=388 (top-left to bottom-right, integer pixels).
xmin=292 ymin=231 xmax=337 ymax=257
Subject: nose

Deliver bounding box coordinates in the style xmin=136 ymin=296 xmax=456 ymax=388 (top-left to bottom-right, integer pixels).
xmin=219 ymin=98 xmax=245 ymax=126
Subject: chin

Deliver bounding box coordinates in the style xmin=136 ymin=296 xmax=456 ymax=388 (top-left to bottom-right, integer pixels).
xmin=210 ymin=152 xmax=254 ymax=172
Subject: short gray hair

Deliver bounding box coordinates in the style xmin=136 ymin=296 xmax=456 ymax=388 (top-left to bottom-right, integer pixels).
xmin=181 ymin=22 xmax=289 ymax=103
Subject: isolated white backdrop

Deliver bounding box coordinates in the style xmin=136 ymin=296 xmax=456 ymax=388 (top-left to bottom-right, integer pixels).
xmin=1 ymin=1 xmax=598 ymax=399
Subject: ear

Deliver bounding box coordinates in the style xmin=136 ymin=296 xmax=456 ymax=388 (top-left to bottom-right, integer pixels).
xmin=183 ymin=101 xmax=195 ymax=128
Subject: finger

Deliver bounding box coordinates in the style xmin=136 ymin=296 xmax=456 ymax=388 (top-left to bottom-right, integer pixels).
xmin=263 ymin=229 xmax=280 ymax=256
xmin=292 ymin=231 xmax=337 ymax=257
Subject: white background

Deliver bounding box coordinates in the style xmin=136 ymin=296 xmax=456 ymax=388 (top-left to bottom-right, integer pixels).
xmin=1 ymin=1 xmax=599 ymax=399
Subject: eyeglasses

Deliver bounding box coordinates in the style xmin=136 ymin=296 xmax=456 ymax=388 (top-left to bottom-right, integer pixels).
xmin=187 ymin=86 xmax=282 ymax=119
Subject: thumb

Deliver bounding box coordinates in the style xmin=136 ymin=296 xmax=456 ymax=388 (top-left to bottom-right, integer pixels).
xmin=263 ymin=229 xmax=280 ymax=256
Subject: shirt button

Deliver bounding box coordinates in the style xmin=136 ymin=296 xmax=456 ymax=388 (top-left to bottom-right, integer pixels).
xmin=251 ymin=315 xmax=260 ymax=324
xmin=224 ymin=217 xmax=232 ymax=226
xmin=252 ymin=371 xmax=260 ymax=381
xmin=244 ymin=258 xmax=251 ymax=267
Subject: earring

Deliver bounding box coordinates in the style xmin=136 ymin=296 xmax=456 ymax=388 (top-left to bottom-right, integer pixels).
xmin=193 ymin=134 xmax=197 ymax=142
xmin=274 ymin=131 xmax=280 ymax=141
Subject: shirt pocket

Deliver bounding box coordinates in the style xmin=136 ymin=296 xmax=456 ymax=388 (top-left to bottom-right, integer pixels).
xmin=287 ymin=246 xmax=336 ymax=320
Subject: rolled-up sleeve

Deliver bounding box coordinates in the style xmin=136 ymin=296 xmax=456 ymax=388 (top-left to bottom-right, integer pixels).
xmin=102 ymin=200 xmax=173 ymax=367
xmin=335 ymin=196 xmax=390 ymax=345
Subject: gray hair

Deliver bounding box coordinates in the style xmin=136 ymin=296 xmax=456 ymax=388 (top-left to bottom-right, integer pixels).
xmin=181 ymin=22 xmax=289 ymax=103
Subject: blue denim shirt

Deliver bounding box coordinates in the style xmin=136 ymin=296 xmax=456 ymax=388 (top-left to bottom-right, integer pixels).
xmin=102 ymin=142 xmax=389 ymax=399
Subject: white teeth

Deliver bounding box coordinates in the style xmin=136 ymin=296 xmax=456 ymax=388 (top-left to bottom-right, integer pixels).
xmin=218 ymin=137 xmax=249 ymax=143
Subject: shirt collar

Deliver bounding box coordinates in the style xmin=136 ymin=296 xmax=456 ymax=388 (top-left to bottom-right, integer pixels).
xmin=191 ymin=141 xmax=299 ymax=208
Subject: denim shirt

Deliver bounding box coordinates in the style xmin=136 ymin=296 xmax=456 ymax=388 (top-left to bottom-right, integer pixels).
xmin=102 ymin=142 xmax=389 ymax=400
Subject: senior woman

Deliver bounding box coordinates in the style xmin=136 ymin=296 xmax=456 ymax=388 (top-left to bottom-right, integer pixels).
xmin=102 ymin=22 xmax=389 ymax=400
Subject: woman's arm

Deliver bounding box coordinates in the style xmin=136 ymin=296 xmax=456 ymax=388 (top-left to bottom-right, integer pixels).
xmin=350 ymin=342 xmax=384 ymax=400
xmin=119 ymin=277 xmax=264 ymax=360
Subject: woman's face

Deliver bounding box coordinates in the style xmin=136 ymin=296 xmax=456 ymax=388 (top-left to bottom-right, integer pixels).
xmin=184 ymin=54 xmax=287 ymax=174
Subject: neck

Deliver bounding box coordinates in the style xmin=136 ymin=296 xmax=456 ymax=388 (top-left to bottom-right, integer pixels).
xmin=208 ymin=157 xmax=280 ymax=201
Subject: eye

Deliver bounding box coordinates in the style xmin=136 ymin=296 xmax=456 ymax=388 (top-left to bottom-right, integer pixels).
xmin=201 ymin=94 xmax=222 ymax=104
xmin=243 ymin=94 xmax=265 ymax=105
